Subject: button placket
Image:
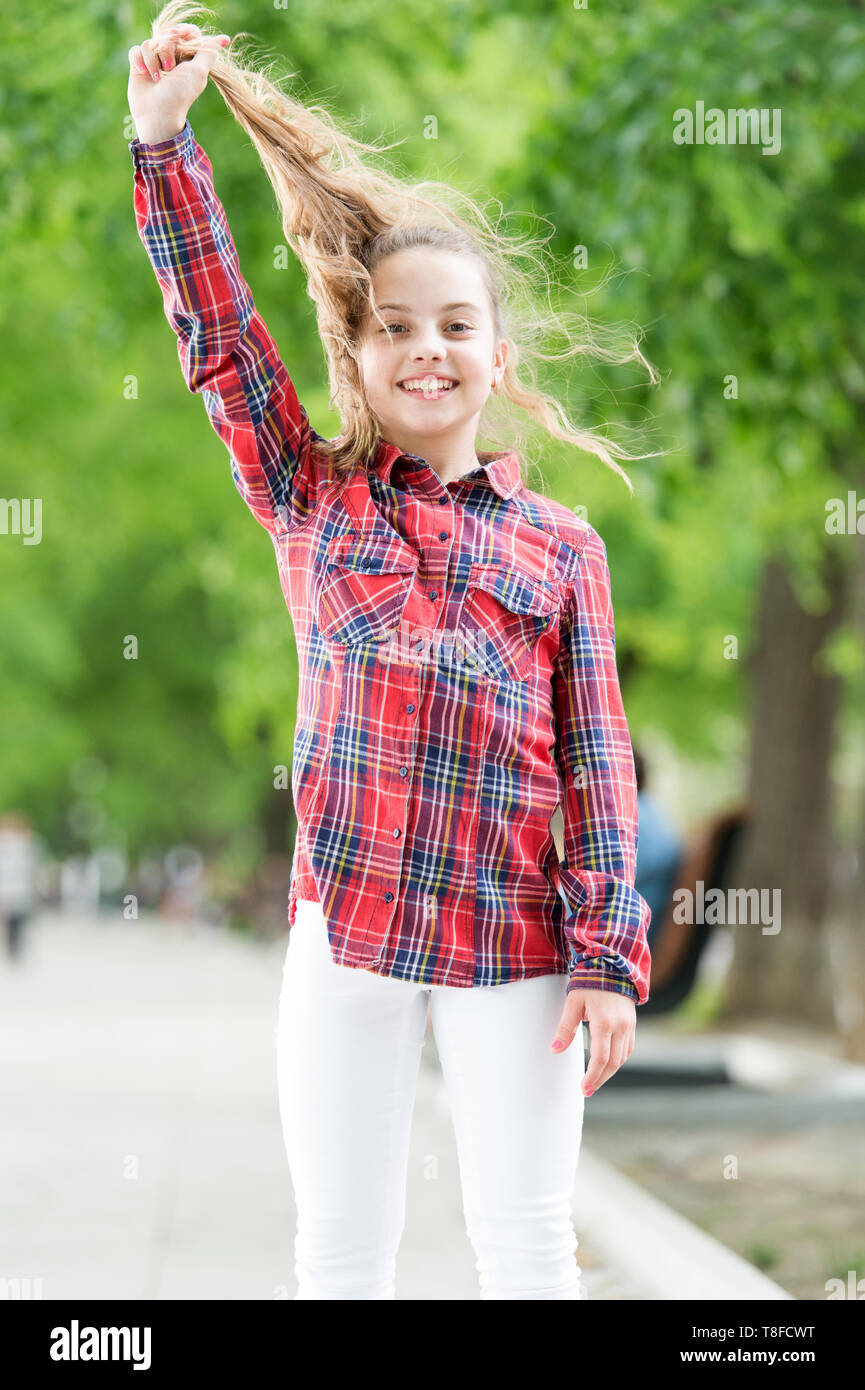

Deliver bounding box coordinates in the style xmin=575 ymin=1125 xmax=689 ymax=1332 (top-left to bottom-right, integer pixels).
xmin=367 ymin=652 xmax=425 ymax=951
xmin=411 ymin=524 xmax=451 ymax=673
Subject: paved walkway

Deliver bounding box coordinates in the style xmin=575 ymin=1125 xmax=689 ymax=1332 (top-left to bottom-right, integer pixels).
xmin=0 ymin=909 xmax=789 ymax=1300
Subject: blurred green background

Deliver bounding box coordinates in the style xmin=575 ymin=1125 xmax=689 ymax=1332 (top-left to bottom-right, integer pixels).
xmin=2 ymin=0 xmax=865 ymax=1042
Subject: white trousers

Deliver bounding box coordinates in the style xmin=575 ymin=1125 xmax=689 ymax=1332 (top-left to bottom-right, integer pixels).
xmin=276 ymin=898 xmax=587 ymax=1299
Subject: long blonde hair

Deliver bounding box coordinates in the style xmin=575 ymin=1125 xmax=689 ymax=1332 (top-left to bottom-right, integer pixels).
xmin=148 ymin=1 xmax=661 ymax=493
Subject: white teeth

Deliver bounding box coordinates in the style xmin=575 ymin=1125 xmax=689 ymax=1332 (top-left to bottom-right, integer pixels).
xmin=400 ymin=378 xmax=456 ymax=393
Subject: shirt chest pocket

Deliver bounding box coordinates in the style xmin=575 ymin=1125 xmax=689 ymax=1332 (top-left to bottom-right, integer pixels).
xmin=317 ymin=531 xmax=420 ymax=646
xmin=459 ymin=561 xmax=559 ymax=682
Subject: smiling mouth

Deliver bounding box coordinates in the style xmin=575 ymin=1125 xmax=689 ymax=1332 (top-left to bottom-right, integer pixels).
xmin=397 ymin=378 xmax=459 ymax=399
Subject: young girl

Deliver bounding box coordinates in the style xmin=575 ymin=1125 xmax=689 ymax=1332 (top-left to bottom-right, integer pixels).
xmin=127 ymin=5 xmax=655 ymax=1301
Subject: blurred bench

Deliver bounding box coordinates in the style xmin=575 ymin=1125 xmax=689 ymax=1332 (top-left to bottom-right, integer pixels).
xmin=550 ymin=800 xmax=748 ymax=1016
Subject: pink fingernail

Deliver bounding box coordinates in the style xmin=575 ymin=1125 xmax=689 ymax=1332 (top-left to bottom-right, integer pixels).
xmin=551 ymin=1040 xmax=563 ymax=1052
xmin=584 ymin=1087 xmax=594 ymax=1096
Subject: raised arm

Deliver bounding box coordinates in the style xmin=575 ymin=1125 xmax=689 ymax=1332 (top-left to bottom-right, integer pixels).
xmin=551 ymin=527 xmax=652 ymax=1005
xmin=127 ymin=24 xmax=319 ymax=533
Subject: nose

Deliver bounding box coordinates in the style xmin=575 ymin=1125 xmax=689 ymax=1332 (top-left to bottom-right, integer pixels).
xmin=409 ymin=328 xmax=446 ymax=363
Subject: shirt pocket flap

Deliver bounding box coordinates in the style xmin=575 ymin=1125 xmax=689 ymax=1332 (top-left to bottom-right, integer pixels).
xmin=467 ymin=562 xmax=558 ymax=617
xmin=327 ymin=531 xmax=421 ymax=576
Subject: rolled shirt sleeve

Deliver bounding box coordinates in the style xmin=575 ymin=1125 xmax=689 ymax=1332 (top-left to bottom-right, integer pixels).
xmin=551 ymin=526 xmax=652 ymax=1003
xmin=128 ymin=119 xmax=317 ymax=533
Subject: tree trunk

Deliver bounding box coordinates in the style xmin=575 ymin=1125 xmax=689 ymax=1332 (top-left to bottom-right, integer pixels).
xmin=719 ymin=546 xmax=846 ymax=1027
xmin=830 ymin=526 xmax=865 ymax=1059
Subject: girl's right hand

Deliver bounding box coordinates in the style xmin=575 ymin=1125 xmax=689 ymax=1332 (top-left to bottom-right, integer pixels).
xmin=128 ymin=22 xmax=231 ymax=145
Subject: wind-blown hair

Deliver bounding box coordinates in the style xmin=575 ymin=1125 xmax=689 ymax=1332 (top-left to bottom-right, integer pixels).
xmin=147 ymin=1 xmax=661 ymax=492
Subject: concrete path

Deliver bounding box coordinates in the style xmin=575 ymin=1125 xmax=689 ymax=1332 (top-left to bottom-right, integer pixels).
xmin=0 ymin=910 xmax=789 ymax=1300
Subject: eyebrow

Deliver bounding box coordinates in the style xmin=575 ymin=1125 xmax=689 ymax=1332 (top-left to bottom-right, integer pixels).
xmin=375 ymin=301 xmax=482 ymax=315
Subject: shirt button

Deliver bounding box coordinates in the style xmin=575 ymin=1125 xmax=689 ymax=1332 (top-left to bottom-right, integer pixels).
xmin=438 ymin=496 xmax=449 ymax=505
xmin=438 ymin=531 xmax=448 ymax=540
xmin=399 ymin=766 xmax=408 ymax=777
xmin=429 ymin=590 xmax=438 ymax=601
xmin=392 ymin=827 xmax=401 ymax=838
xmin=384 ymin=891 xmax=394 ymax=902
xmin=406 ymin=703 xmax=415 ymax=713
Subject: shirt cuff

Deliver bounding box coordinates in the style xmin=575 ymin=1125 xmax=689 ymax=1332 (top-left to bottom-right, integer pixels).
xmin=128 ymin=119 xmax=195 ymax=171
xmin=567 ymin=963 xmax=640 ymax=1002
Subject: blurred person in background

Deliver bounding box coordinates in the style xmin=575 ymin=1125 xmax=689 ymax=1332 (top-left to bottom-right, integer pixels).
xmin=633 ymin=749 xmax=683 ymax=953
xmin=0 ymin=812 xmax=40 ymax=960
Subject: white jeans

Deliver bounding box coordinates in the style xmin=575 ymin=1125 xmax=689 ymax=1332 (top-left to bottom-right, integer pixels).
xmin=276 ymin=898 xmax=587 ymax=1299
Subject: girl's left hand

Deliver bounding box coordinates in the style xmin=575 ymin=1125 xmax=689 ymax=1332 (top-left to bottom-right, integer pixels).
xmin=551 ymin=987 xmax=636 ymax=1096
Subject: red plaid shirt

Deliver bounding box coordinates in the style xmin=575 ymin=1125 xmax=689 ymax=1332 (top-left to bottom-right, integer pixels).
xmin=129 ymin=119 xmax=652 ymax=1003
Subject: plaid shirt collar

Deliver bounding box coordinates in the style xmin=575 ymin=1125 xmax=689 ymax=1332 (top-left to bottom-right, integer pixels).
xmin=369 ymin=438 xmax=523 ymax=501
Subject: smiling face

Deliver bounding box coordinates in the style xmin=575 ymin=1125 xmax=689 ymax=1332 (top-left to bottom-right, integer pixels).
xmin=357 ymin=246 xmax=508 ymax=476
